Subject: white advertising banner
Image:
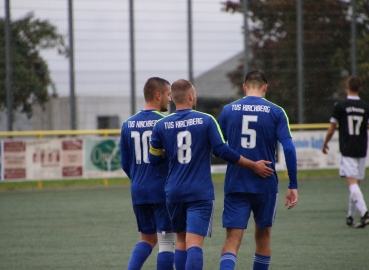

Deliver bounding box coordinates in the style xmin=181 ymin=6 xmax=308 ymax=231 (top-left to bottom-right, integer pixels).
xmin=84 ymin=137 xmax=126 ymax=178
xmin=2 ymin=141 xmax=27 ymax=180
xmin=26 ymin=139 xmax=83 ymax=180
xmin=2 ymin=130 xmax=367 ymax=181
xmin=26 ymin=139 xmax=62 ymax=180
xmin=1 ymin=139 xmax=83 ymax=181
xmin=276 ymin=130 xmax=369 ymax=171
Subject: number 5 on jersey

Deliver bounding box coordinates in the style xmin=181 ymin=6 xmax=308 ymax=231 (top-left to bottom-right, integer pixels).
xmin=241 ymin=115 xmax=258 ymax=149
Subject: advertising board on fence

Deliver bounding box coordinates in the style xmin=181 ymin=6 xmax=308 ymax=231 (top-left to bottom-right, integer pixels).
xmin=1 ymin=131 xmax=368 ymax=181
xmin=2 ymin=141 xmax=26 ymax=180
xmin=1 ymin=139 xmax=84 ymax=181
xmin=0 ymin=137 xmax=126 ymax=181
xmin=276 ymin=130 xmax=369 ymax=171
xmin=84 ymin=138 xmax=125 ymax=178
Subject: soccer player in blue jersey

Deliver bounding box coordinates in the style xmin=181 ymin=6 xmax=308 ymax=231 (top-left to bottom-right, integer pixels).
xmin=148 ymin=79 xmax=274 ymax=270
xmin=120 ymin=77 xmax=174 ymax=270
xmin=218 ymin=70 xmax=298 ymax=270
xmin=322 ymin=76 xmax=369 ymax=228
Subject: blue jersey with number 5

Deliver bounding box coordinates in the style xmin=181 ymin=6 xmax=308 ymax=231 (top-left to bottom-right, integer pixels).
xmin=120 ymin=110 xmax=168 ymax=205
xmin=218 ymin=96 xmax=292 ymax=194
xmin=150 ymin=109 xmax=225 ymax=203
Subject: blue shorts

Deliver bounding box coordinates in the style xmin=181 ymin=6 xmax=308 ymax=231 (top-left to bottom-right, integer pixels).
xmin=222 ymin=193 xmax=278 ymax=230
xmin=167 ymin=200 xmax=214 ymax=237
xmin=133 ymin=203 xmax=172 ymax=234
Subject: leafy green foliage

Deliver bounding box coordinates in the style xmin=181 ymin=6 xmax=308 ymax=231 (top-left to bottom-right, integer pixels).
xmin=0 ymin=13 xmax=66 ymax=118
xmin=222 ymin=0 xmax=369 ymax=123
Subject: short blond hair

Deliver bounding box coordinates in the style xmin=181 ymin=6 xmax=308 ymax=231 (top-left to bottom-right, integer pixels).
xmin=171 ymin=79 xmax=193 ymax=104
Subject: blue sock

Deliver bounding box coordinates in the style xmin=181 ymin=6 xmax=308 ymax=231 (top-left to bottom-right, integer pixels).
xmin=220 ymin=252 xmax=236 ymax=270
xmin=174 ymin=249 xmax=187 ymax=270
xmin=253 ymin=254 xmax=271 ymax=270
xmin=186 ymin=246 xmax=203 ymax=270
xmin=127 ymin=241 xmax=152 ymax=270
xmin=157 ymin=251 xmax=174 ymax=270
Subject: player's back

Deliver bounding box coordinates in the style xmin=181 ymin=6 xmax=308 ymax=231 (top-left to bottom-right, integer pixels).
xmin=334 ymin=99 xmax=369 ymax=157
xmin=121 ymin=110 xmax=168 ymax=204
xmin=218 ymin=96 xmax=292 ymax=194
xmin=152 ymin=109 xmax=224 ymax=203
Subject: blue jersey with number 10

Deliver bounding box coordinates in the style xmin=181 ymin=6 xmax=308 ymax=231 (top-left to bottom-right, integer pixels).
xmin=218 ymin=96 xmax=292 ymax=194
xmin=150 ymin=109 xmax=225 ymax=204
xmin=120 ymin=110 xmax=168 ymax=205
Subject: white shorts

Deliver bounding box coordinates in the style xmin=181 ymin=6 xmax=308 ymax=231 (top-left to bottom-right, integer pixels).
xmin=339 ymin=156 xmax=366 ymax=180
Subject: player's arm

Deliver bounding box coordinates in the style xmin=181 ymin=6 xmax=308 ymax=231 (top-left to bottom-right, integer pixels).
xmin=322 ymin=122 xmax=336 ymax=154
xmin=148 ymin=143 xmax=165 ymax=165
xmin=280 ymin=137 xmax=298 ymax=209
xmin=217 ymin=108 xmax=228 ymax=141
xmin=119 ymin=128 xmax=131 ymax=178
xmin=148 ymin=127 xmax=166 ymax=165
xmin=210 ymin=114 xmax=273 ymax=177
xmin=280 ymin=137 xmax=297 ymax=189
xmin=213 ymin=144 xmax=274 ymax=178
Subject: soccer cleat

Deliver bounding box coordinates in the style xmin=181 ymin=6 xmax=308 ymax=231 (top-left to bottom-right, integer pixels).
xmin=346 ymin=216 xmax=355 ymax=227
xmin=355 ymin=212 xmax=369 ymax=228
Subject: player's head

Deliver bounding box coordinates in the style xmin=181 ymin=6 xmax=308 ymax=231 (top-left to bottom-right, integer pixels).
xmin=171 ymin=79 xmax=197 ymax=109
xmin=347 ymin=76 xmax=362 ymax=93
xmin=143 ymin=77 xmax=171 ymax=112
xmin=243 ymin=70 xmax=268 ymax=97
xmin=244 ymin=70 xmax=268 ymax=86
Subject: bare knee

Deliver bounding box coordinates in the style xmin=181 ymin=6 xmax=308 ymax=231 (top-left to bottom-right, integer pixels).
xmin=176 ymin=231 xmax=186 ymax=250
xmin=221 ymin=228 xmax=244 ymax=255
xmin=141 ymin=233 xmax=158 ymax=248
xmin=254 ymin=225 xmax=271 ymax=256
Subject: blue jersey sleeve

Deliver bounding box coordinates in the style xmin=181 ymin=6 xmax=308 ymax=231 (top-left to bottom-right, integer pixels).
xmin=207 ymin=114 xmax=226 ymax=147
xmin=120 ymin=124 xmax=131 ymax=178
xmin=217 ymin=107 xmax=228 ymax=141
xmin=280 ymin=137 xmax=298 ymax=189
xmin=213 ymin=144 xmax=240 ymax=164
xmin=148 ymin=124 xmax=165 ymax=165
xmin=276 ymin=108 xmax=293 ymax=141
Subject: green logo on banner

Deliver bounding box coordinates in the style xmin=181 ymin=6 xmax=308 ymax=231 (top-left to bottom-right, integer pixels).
xmin=90 ymin=140 xmax=121 ymax=171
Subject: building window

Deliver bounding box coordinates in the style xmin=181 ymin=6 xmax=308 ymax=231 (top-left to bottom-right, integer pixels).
xmin=97 ymin=116 xmax=119 ymax=129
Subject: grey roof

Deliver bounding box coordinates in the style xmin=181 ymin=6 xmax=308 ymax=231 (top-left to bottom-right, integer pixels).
xmin=194 ymin=51 xmax=243 ymax=99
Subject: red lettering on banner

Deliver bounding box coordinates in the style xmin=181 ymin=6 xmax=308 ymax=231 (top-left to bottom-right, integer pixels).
xmin=62 ymin=166 xmax=83 ymax=177
xmin=62 ymin=140 xmax=83 ymax=150
xmin=4 ymin=168 xmax=26 ymax=179
xmin=4 ymin=142 xmax=26 ymax=152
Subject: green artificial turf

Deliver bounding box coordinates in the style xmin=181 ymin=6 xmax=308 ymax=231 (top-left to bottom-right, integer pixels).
xmin=1 ymin=174 xmax=368 ymax=269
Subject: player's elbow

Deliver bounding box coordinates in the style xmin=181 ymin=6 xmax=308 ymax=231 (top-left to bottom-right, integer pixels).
xmin=148 ymin=152 xmax=164 ymax=165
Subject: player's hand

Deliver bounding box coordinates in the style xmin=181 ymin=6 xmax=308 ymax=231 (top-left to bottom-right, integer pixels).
xmin=322 ymin=143 xmax=329 ymax=154
xmin=253 ymin=160 xmax=274 ymax=178
xmin=285 ymin=189 xmax=298 ymax=210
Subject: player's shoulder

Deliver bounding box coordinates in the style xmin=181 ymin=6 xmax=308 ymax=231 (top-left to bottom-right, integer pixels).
xmin=334 ymin=99 xmax=369 ymax=110
xmin=190 ymin=110 xmax=217 ymax=121
xmin=222 ymin=98 xmax=244 ymax=110
xmin=261 ymin=98 xmax=287 ymax=112
xmin=154 ymin=112 xmax=175 ymax=125
xmin=123 ymin=111 xmax=141 ymax=122
xmin=359 ymin=99 xmax=369 ymax=108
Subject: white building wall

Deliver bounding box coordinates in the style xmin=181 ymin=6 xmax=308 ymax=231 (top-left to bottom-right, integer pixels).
xmin=0 ymin=96 xmax=145 ymax=131
xmin=77 ymin=96 xmax=145 ymax=130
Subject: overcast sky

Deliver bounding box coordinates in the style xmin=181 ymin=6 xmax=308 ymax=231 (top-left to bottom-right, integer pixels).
xmin=1 ymin=0 xmax=244 ymax=97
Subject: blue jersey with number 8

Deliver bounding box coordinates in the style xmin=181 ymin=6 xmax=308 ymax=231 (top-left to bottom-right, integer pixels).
xmin=150 ymin=109 xmax=225 ymax=203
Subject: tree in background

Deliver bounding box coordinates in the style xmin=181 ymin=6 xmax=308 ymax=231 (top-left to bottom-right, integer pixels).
xmin=0 ymin=12 xmax=66 ymax=118
xmin=222 ymin=0 xmax=369 ymax=123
